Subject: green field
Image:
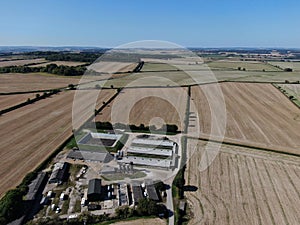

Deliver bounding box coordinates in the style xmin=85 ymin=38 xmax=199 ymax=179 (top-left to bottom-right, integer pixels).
xmin=277 ymin=84 xmax=300 ymax=107
xmin=269 ymin=61 xmax=300 ymax=72
xmin=77 ymin=59 xmax=300 ymax=88
xmin=207 ymin=60 xmax=282 ymax=72
xmin=141 ymin=62 xmax=179 ymax=72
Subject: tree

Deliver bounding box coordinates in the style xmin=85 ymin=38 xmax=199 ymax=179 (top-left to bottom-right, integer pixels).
xmin=155 ymin=181 xmax=166 ymax=192
xmin=284 ymin=68 xmax=293 ymax=72
xmin=0 ymin=189 xmax=24 ymax=224
xmin=115 ymin=206 xmax=132 ymax=219
xmin=68 ymin=84 xmax=75 ymax=90
xmin=136 ymin=198 xmax=159 ymax=216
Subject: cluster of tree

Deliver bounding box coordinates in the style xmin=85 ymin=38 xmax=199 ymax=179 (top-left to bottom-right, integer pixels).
xmin=284 ymin=68 xmax=293 ymax=72
xmin=24 ymin=51 xmax=104 ymax=63
xmin=0 ymin=171 xmax=38 ymax=224
xmin=135 ymin=199 xmax=167 ymax=216
xmin=0 ymin=64 xmax=87 ymax=76
xmin=237 ymin=67 xmax=246 ymax=71
xmin=173 ymin=166 xmax=186 ymax=199
xmin=94 ymin=121 xmax=179 ymax=134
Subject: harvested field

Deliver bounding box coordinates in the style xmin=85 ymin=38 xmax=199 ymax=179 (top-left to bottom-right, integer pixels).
xmin=0 ymin=58 xmax=46 ymax=67
xmin=88 ymin=61 xmax=138 ymax=73
xmin=0 ymin=93 xmax=41 ymax=111
xmin=0 ymin=73 xmax=81 ymax=93
xmin=189 ymin=82 xmax=300 ymax=154
xmin=111 ymin=218 xmax=166 ymax=225
xmin=95 ymin=87 xmax=188 ymax=131
xmin=0 ymin=89 xmax=115 ymax=197
xmin=29 ymin=61 xmax=87 ymax=67
xmin=186 ymin=139 xmax=300 ymax=225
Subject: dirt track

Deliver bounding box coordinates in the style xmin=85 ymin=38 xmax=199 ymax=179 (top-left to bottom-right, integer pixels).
xmin=0 ymin=89 xmax=115 ymax=197
xmin=186 ymin=139 xmax=300 ymax=225
xmin=189 ymin=82 xmax=300 ymax=154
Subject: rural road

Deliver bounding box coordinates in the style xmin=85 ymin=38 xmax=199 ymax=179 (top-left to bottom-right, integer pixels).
xmin=166 ymin=184 xmax=174 ymax=225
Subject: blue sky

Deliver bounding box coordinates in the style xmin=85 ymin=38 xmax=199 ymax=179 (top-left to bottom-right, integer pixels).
xmin=0 ymin=0 xmax=299 ymax=48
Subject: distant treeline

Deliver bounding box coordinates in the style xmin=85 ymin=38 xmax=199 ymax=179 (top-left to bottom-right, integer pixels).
xmin=24 ymin=51 xmax=104 ymax=63
xmin=0 ymin=64 xmax=87 ymax=76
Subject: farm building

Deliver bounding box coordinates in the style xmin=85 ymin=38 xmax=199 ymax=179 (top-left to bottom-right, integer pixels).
xmin=131 ymin=185 xmax=144 ymax=205
xmin=119 ymin=183 xmax=129 ymax=206
xmin=26 ymin=172 xmax=48 ymax=201
xmin=146 ymin=184 xmax=159 ymax=201
xmin=120 ymin=136 xmax=177 ymax=169
xmin=87 ymin=179 xmax=102 ymax=202
xmin=78 ymin=132 xmax=122 ymax=147
xmin=121 ymin=156 xmax=172 ymax=168
xmin=132 ymin=138 xmax=175 ymax=149
xmin=127 ymin=146 xmax=173 ymax=157
xmin=67 ymin=149 xmax=113 ymax=163
xmin=48 ymin=162 xmax=69 ymax=184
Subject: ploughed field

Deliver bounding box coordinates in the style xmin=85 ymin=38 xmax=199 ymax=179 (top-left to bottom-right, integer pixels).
xmin=186 ymin=139 xmax=300 ymax=225
xmin=0 ymin=89 xmax=115 ymax=197
xmin=189 ymin=82 xmax=300 ymax=154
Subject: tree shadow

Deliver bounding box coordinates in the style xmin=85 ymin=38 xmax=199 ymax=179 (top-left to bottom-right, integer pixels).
xmin=183 ymin=185 xmax=198 ymax=192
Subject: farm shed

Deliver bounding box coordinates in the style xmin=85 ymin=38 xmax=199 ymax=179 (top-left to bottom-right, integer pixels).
xmin=26 ymin=172 xmax=48 ymax=201
xmin=132 ymin=138 xmax=175 ymax=149
xmin=146 ymin=184 xmax=159 ymax=201
xmin=48 ymin=162 xmax=69 ymax=184
xmin=67 ymin=149 xmax=113 ymax=163
xmin=127 ymin=146 xmax=173 ymax=157
xmin=87 ymin=179 xmax=102 ymax=202
xmin=132 ymin=185 xmax=144 ymax=205
xmin=121 ymin=156 xmax=172 ymax=168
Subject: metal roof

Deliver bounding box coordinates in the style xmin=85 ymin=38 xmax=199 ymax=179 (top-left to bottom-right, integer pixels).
xmin=127 ymin=146 xmax=173 ymax=157
xmin=88 ymin=179 xmax=102 ymax=195
xmin=121 ymin=156 xmax=172 ymax=168
xmin=67 ymin=150 xmax=113 ymax=163
xmin=146 ymin=184 xmax=159 ymax=201
xmin=132 ymin=185 xmax=144 ymax=203
xmin=132 ymin=138 xmax=174 ymax=148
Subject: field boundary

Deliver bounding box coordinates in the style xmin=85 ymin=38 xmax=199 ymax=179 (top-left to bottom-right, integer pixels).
xmin=272 ymin=83 xmax=300 ymax=109
xmin=188 ymin=136 xmax=300 ymax=158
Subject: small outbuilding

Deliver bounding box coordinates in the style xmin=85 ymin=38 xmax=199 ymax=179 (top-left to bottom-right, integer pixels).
xmin=87 ymin=179 xmax=102 ymax=202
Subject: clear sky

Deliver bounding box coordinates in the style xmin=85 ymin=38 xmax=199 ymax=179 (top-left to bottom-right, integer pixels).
xmin=0 ymin=0 xmax=299 ymax=48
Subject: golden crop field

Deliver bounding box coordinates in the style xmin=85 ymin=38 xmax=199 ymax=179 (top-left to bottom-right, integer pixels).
xmin=186 ymin=139 xmax=300 ymax=225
